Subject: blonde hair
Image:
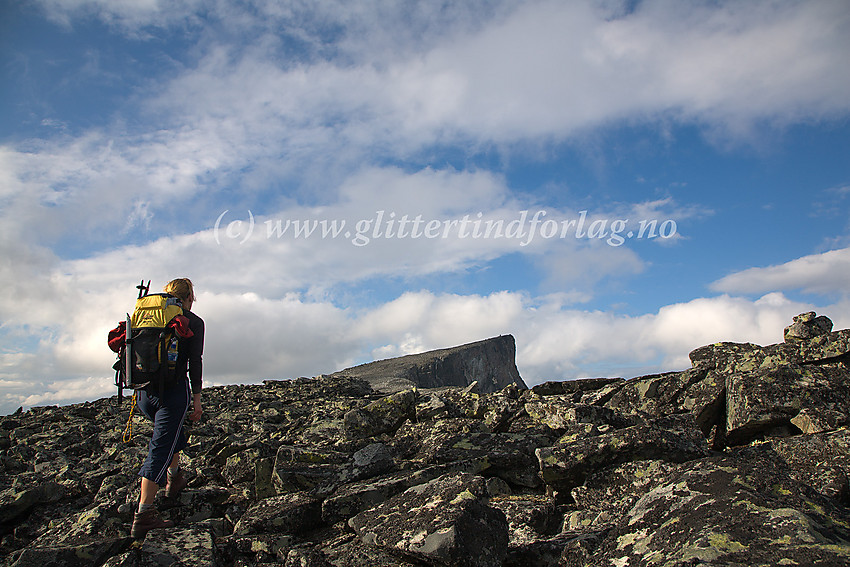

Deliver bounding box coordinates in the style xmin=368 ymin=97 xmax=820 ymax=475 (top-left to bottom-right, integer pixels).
xmin=164 ymin=278 xmax=195 ymax=304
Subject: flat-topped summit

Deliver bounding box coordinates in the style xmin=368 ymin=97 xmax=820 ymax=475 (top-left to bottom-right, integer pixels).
xmin=330 ymin=334 xmax=527 ymax=394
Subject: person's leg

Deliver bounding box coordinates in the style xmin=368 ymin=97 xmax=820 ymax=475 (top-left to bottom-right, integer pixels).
xmin=139 ymin=477 xmax=158 ymax=506
xmin=164 ymin=382 xmax=192 ymax=498
xmin=132 ymin=385 xmax=188 ymax=538
xmin=165 ymin=451 xmax=189 ymax=498
xmin=138 ymin=454 xmax=181 ymax=507
xmin=137 ymin=384 xmax=189 ymax=488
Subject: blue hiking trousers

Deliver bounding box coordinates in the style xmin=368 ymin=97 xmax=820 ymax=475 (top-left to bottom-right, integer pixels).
xmin=137 ymin=379 xmax=190 ymax=486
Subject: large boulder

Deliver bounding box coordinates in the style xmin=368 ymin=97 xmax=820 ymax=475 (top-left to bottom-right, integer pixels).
xmin=536 ymin=419 xmax=709 ymax=497
xmin=348 ymin=473 xmax=508 ymax=567
xmin=725 ymin=363 xmax=850 ymax=445
xmin=784 ymin=311 xmax=833 ymax=342
xmin=321 ymin=459 xmax=489 ymax=524
xmin=233 ymin=492 xmax=323 ymax=536
xmin=585 ymin=452 xmax=850 ymax=567
xmin=343 ymin=389 xmax=416 ymax=439
xmin=603 ymin=368 xmax=726 ymax=442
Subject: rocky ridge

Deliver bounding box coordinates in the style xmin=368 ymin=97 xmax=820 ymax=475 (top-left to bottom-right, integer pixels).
xmin=329 ymin=334 xmax=526 ymax=394
xmin=1 ymin=311 xmax=848 ymax=566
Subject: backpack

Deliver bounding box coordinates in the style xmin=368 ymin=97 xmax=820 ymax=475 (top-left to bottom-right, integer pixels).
xmin=108 ymin=280 xmax=193 ymax=402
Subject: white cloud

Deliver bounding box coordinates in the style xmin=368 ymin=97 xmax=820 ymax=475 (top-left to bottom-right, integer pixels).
xmin=23 ymin=0 xmax=842 ymax=205
xmin=36 ymin=1 xmax=850 ymax=141
xmin=3 ymin=280 xmax=836 ymax=416
xmin=6 ymin=1 xmax=846 ymax=255
xmin=4 ymin=0 xmax=849 ymax=416
xmin=711 ymin=247 xmax=850 ymax=297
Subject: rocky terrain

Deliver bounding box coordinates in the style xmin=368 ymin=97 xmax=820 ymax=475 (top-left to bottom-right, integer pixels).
xmin=1 ymin=311 xmax=849 ymax=566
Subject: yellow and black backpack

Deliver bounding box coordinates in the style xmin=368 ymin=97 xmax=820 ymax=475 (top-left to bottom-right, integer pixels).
xmin=109 ymin=280 xmax=187 ymax=401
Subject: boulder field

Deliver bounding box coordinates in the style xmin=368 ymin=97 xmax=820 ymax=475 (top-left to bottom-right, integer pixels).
xmin=1 ymin=312 xmax=848 ymax=566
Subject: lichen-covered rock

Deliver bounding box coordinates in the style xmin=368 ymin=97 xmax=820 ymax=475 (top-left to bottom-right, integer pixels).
xmin=536 ymin=421 xmax=709 ymax=496
xmin=797 ymin=328 xmax=850 ymax=362
xmin=321 ymin=458 xmax=488 ymax=524
xmin=8 ymin=537 xmax=130 ymax=567
xmin=569 ymin=459 xmax=681 ymax=529
xmin=233 ymin=493 xmax=323 ymax=536
xmin=138 ymin=526 xmax=217 ymax=566
xmin=336 ymin=443 xmax=394 ymax=485
xmin=790 ymin=407 xmax=849 ymax=435
xmin=785 ymin=311 xmax=834 ymax=342
xmin=604 ymin=368 xmax=727 ymax=439
xmin=726 ymin=363 xmax=850 ymax=445
xmin=318 ymin=525 xmax=422 ymax=567
xmin=525 ymin=397 xmax=635 ymax=432
xmin=394 ymin=420 xmax=549 ymax=488
xmin=283 ymin=546 xmax=334 ymax=566
xmin=531 ymin=377 xmax=623 ymax=398
xmin=489 ymin=494 xmax=560 ymax=545
xmin=587 ymin=453 xmax=850 ymax=567
xmin=342 ymin=389 xmax=416 ymax=439
xmin=0 ymin=481 xmax=66 ymax=525
xmin=272 ymin=445 xmax=349 ymax=495
xmin=763 ymin=427 xmax=850 ymax=504
xmin=415 ymin=383 xmax=484 ymax=421
xmin=348 ymin=473 xmax=508 ymax=567
xmin=391 ymin=417 xmax=492 ymax=458
xmin=224 ymin=447 xmax=262 ymax=486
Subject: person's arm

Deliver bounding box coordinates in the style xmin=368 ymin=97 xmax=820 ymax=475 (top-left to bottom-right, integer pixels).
xmin=187 ymin=314 xmax=204 ymax=421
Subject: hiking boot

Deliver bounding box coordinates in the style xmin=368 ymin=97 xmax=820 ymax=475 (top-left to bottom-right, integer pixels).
xmin=165 ymin=469 xmax=189 ymax=498
xmin=131 ymin=508 xmax=174 ymax=539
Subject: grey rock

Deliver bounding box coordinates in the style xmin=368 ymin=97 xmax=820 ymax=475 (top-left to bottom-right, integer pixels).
xmin=536 ymin=421 xmax=709 ymax=497
xmin=233 ymin=492 xmax=323 ymax=536
xmin=784 ymin=311 xmax=833 ymax=342
xmin=348 ymin=473 xmax=508 ymax=567
xmin=530 ymin=377 xmax=623 ymax=398
xmin=0 ymin=481 xmax=66 ymax=525
xmin=8 ymin=537 xmax=130 ymax=567
xmin=604 ymin=368 xmax=725 ymax=440
xmin=139 ymin=526 xmax=217 ymax=566
xmin=337 ymin=443 xmax=394 ymax=484
xmin=342 ymin=389 xmax=416 ymax=439
xmin=587 ymin=453 xmax=850 ymax=566
xmin=321 ymin=458 xmax=489 ymax=524
xmin=725 ymin=363 xmax=850 ymax=445
xmin=790 ymin=407 xmax=849 ymax=434
xmin=489 ymin=494 xmax=560 ymax=545
xmin=272 ymin=445 xmax=348 ymax=494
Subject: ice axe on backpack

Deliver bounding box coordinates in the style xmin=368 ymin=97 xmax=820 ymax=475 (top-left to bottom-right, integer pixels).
xmin=137 ymin=279 xmax=150 ymax=299
xmin=108 ymin=280 xmax=151 ymax=404
xmin=125 ymin=279 xmax=150 ymax=400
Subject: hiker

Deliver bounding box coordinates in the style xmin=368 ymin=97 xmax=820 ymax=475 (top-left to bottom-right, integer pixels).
xmin=131 ymin=278 xmax=205 ymax=539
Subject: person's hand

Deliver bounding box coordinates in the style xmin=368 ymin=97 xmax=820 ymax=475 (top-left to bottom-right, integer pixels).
xmin=189 ymin=393 xmax=203 ymax=422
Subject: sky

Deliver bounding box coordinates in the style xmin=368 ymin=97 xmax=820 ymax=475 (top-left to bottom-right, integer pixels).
xmin=1 ymin=0 xmax=849 ymax=416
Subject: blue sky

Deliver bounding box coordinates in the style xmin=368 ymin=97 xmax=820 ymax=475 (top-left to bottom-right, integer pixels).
xmin=2 ymin=0 xmax=849 ymax=415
